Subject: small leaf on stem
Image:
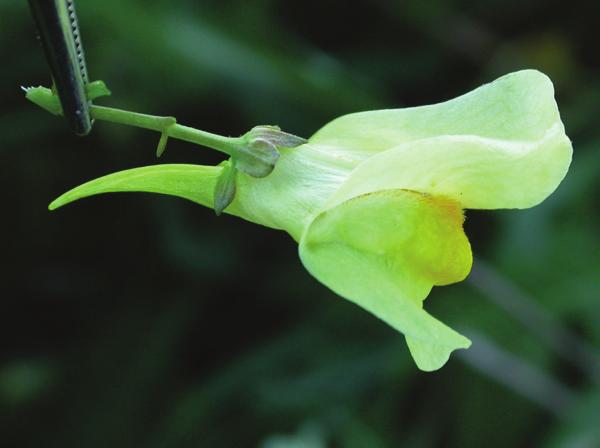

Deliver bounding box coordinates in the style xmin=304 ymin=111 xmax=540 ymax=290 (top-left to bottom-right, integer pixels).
xmin=85 ymin=81 xmax=112 ymax=100
xmin=156 ymin=131 xmax=170 ymax=158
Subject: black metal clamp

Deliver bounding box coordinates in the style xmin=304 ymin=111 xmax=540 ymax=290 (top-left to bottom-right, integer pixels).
xmin=28 ymin=0 xmax=92 ymax=136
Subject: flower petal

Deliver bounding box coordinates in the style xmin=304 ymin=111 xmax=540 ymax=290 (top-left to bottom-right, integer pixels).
xmin=313 ymin=69 xmax=572 ymax=210
xmin=310 ymin=70 xmax=568 ymax=157
xmin=325 ymin=127 xmax=572 ymax=210
xmin=299 ymin=189 xmax=472 ymax=371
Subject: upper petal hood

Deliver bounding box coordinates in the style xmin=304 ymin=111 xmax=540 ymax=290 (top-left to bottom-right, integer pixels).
xmin=310 ymin=69 xmax=564 ymax=154
xmin=315 ymin=70 xmax=572 ymax=210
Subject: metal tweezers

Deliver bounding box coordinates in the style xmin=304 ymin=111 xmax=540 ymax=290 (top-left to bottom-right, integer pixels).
xmin=28 ymin=0 xmax=92 ymax=135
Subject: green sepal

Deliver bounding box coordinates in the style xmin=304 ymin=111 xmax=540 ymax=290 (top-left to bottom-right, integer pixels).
xmin=246 ymin=125 xmax=308 ymax=148
xmin=213 ymin=159 xmax=238 ymax=215
xmin=234 ymin=137 xmax=280 ymax=178
xmin=233 ymin=125 xmax=308 ymax=178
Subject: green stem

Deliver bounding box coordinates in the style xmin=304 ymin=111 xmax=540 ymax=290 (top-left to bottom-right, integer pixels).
xmin=90 ymin=105 xmax=241 ymax=155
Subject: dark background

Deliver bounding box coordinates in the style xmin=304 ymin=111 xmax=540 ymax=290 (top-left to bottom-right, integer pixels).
xmin=1 ymin=1 xmax=599 ymax=447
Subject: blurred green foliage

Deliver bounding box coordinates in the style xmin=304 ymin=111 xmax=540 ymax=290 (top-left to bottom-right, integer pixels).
xmin=0 ymin=0 xmax=599 ymax=447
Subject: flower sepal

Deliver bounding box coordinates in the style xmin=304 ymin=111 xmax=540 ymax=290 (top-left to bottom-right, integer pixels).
xmin=233 ymin=125 xmax=307 ymax=178
xmin=213 ymin=159 xmax=238 ymax=215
